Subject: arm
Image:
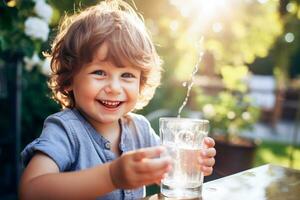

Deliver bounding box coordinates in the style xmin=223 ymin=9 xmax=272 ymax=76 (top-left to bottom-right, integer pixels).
xmin=19 ymin=147 xmax=172 ymax=200
xmin=19 ymin=152 xmax=115 ymax=200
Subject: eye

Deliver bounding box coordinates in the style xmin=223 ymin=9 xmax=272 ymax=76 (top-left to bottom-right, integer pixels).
xmin=122 ymin=72 xmax=136 ymax=78
xmin=91 ymin=70 xmax=106 ymax=76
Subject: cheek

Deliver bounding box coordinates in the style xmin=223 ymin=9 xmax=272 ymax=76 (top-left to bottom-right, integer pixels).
xmin=73 ymin=80 xmax=97 ymax=99
xmin=127 ymin=82 xmax=140 ymax=99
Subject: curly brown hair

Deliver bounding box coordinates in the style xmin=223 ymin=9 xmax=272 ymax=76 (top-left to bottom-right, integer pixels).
xmin=48 ymin=0 xmax=162 ymax=110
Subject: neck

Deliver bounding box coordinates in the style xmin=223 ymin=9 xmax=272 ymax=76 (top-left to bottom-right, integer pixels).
xmin=76 ymin=108 xmax=121 ymax=139
xmin=78 ymin=109 xmax=122 ymax=156
xmin=96 ymin=120 xmax=121 ymax=139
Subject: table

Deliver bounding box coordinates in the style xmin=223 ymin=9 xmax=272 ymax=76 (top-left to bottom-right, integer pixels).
xmin=143 ymin=164 xmax=300 ymax=200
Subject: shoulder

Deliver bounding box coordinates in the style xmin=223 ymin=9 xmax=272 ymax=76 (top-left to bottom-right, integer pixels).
xmin=122 ymin=112 xmax=160 ymax=147
xmin=21 ymin=109 xmax=81 ymax=170
xmin=42 ymin=109 xmax=83 ymax=131
xmin=40 ymin=109 xmax=83 ymax=149
xmin=46 ymin=108 xmax=79 ymax=122
xmin=40 ymin=108 xmax=82 ymax=144
xmin=125 ymin=112 xmax=146 ymax=120
xmin=123 ymin=112 xmax=152 ymax=131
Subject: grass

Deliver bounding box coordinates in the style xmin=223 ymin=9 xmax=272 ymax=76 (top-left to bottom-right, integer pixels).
xmin=254 ymin=140 xmax=300 ymax=170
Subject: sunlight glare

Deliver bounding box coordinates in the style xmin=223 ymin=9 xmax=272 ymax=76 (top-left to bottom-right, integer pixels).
xmin=6 ymin=0 xmax=17 ymax=7
xmin=201 ymin=0 xmax=228 ymax=19
xmin=284 ymin=32 xmax=295 ymax=43
xmin=169 ymin=0 xmax=237 ymax=35
xmin=170 ymin=20 xmax=179 ymax=31
xmin=257 ymin=0 xmax=269 ymax=4
xmin=286 ymin=2 xmax=297 ymax=14
xmin=212 ymin=22 xmax=223 ymax=33
xmin=170 ymin=0 xmax=230 ymax=19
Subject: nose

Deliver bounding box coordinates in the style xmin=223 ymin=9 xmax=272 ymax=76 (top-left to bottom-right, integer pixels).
xmin=104 ymin=77 xmax=122 ymax=94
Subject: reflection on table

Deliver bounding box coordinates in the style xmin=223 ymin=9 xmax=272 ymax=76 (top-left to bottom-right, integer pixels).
xmin=143 ymin=164 xmax=300 ymax=200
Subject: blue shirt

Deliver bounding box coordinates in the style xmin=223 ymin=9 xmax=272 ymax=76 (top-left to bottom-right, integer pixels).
xmin=21 ymin=108 xmax=160 ymax=200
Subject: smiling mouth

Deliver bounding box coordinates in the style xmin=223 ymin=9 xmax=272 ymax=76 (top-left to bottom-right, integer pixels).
xmin=99 ymin=100 xmax=123 ymax=109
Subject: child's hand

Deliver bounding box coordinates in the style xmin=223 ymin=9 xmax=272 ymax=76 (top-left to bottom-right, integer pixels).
xmin=200 ymin=137 xmax=216 ymax=176
xmin=109 ymin=146 xmax=172 ymax=189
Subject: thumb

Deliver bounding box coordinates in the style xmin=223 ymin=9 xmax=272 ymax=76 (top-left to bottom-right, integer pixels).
xmin=133 ymin=146 xmax=165 ymax=161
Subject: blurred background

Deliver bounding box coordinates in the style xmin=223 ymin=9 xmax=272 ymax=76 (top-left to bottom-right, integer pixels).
xmin=1 ymin=0 xmax=300 ymax=199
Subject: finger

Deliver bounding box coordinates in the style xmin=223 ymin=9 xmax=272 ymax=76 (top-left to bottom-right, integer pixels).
xmin=203 ymin=137 xmax=215 ymax=148
xmin=135 ymin=156 xmax=172 ymax=173
xmin=138 ymin=168 xmax=170 ymax=186
xmin=199 ymin=157 xmax=215 ymax=167
xmin=201 ymin=148 xmax=216 ymax=158
xmin=133 ymin=146 xmax=165 ymax=161
xmin=155 ymin=174 xmax=167 ymax=185
xmin=201 ymin=166 xmax=213 ymax=176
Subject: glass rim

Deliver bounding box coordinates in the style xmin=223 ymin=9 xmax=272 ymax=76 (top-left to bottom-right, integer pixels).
xmin=159 ymin=117 xmax=209 ymax=124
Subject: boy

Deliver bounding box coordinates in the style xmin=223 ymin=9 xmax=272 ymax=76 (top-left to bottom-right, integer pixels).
xmin=19 ymin=1 xmax=216 ymax=199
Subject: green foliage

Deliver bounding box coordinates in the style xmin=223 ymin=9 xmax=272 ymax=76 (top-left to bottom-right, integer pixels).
xmin=273 ymin=1 xmax=300 ymax=83
xmin=220 ymin=65 xmax=249 ymax=93
xmin=138 ymin=0 xmax=286 ymax=122
xmin=195 ymin=66 xmax=260 ymax=141
xmin=0 ymin=0 xmax=59 ymax=146
xmin=169 ymin=0 xmax=283 ymax=72
xmin=21 ymin=68 xmax=60 ymax=147
xmin=248 ymin=0 xmax=300 ymax=81
xmin=135 ymin=0 xmax=196 ymax=115
xmin=0 ymin=1 xmax=42 ymax=57
xmin=196 ymin=91 xmax=260 ymax=141
xmin=1 ymin=0 xmax=299 ymax=148
xmin=254 ymin=141 xmax=300 ymax=170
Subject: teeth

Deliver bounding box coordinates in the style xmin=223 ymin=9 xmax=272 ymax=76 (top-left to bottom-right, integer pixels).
xmin=101 ymin=100 xmax=120 ymax=106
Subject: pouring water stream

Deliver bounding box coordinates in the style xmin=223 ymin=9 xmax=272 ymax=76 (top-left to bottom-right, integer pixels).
xmin=177 ymin=38 xmax=204 ymax=118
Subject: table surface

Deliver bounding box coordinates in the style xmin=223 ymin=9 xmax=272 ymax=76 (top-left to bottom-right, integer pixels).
xmin=143 ymin=164 xmax=300 ymax=200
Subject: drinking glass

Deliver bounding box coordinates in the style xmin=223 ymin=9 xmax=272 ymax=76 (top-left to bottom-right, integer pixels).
xmin=160 ymin=117 xmax=209 ymax=199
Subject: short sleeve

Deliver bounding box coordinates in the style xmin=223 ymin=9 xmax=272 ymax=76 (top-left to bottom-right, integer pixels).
xmin=128 ymin=113 xmax=160 ymax=147
xmin=21 ymin=115 xmax=77 ymax=171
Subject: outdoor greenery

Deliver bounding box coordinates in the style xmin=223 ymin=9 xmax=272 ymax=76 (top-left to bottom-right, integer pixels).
xmin=254 ymin=141 xmax=300 ymax=170
xmin=1 ymin=2 xmax=300 ymax=198
xmin=0 ymin=0 xmax=60 ymax=144
xmin=195 ymin=65 xmax=261 ymax=142
xmin=1 ymin=0 xmax=300 ymax=199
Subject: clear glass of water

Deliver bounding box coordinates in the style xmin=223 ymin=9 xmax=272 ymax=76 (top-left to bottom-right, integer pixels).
xmin=159 ymin=117 xmax=209 ymax=199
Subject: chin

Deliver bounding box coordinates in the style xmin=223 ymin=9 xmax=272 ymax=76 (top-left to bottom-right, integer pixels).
xmin=98 ymin=115 xmax=122 ymax=123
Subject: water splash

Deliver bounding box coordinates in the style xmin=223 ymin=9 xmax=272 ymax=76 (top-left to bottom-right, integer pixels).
xmin=177 ymin=38 xmax=204 ymax=118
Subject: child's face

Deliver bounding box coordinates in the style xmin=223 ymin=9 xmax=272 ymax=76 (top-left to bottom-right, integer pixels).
xmin=69 ymin=44 xmax=141 ymax=128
